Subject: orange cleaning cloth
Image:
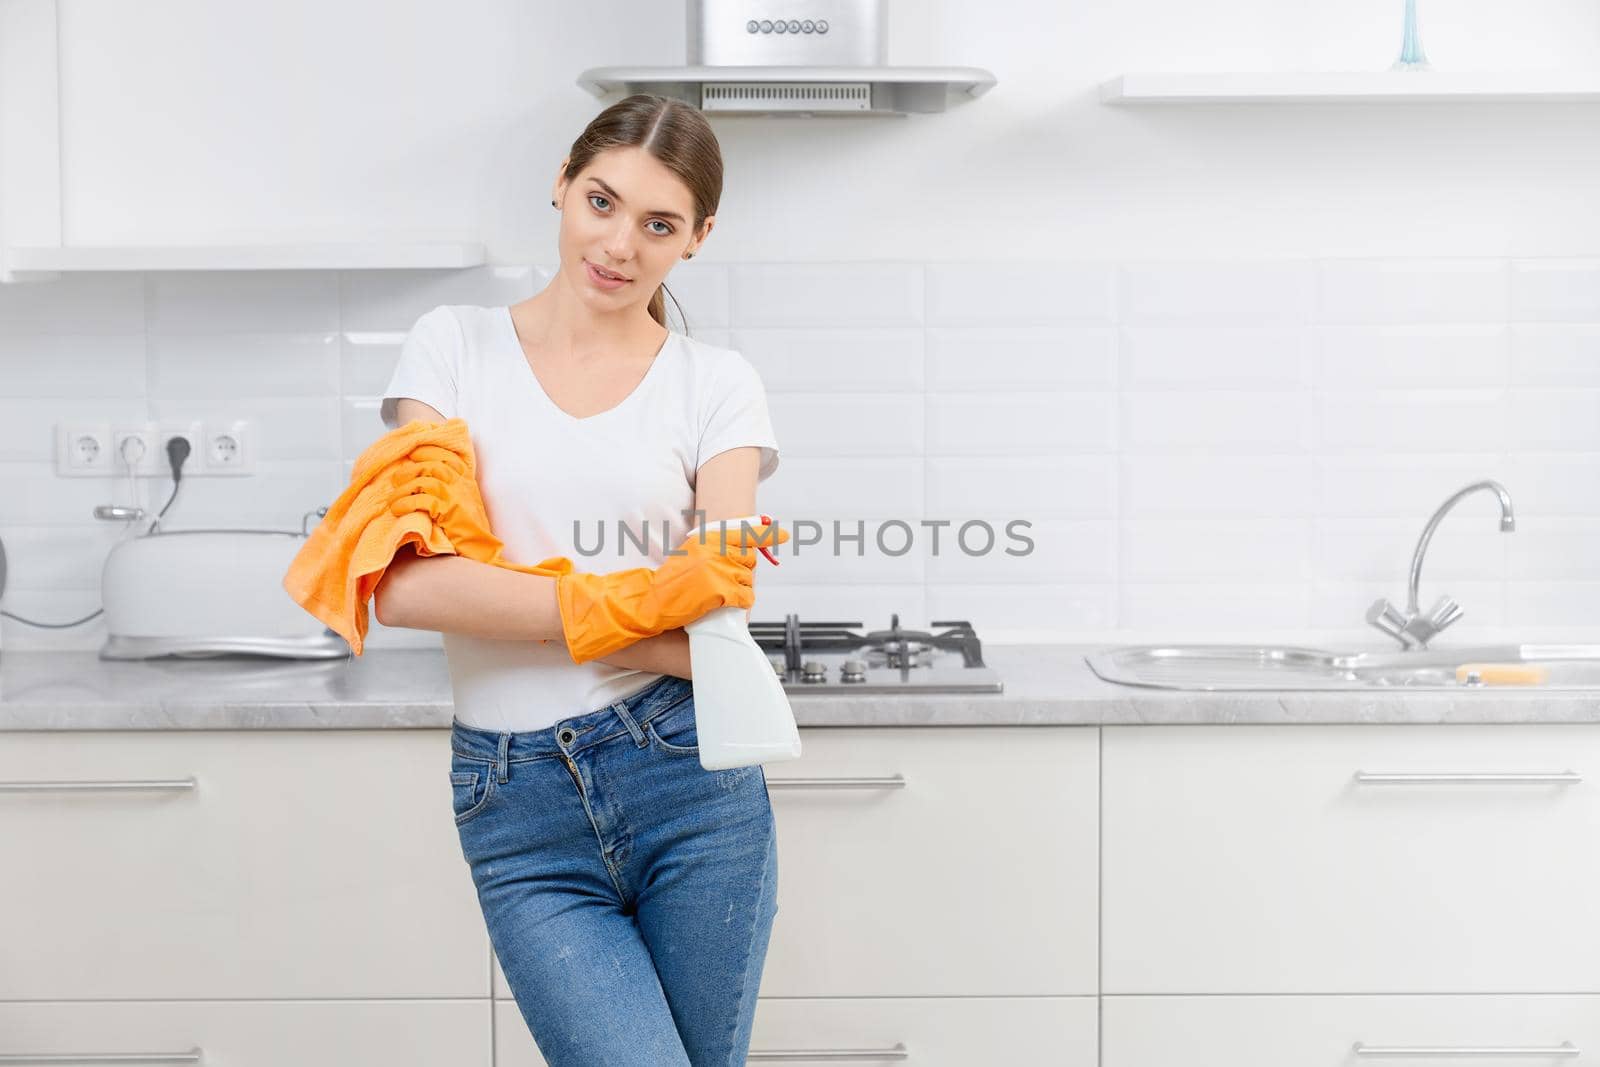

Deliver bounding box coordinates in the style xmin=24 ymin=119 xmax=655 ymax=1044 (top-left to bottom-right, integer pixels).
xmin=282 ymin=418 xmax=572 ymax=655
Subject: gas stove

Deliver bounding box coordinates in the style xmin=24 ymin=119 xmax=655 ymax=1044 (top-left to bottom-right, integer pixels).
xmin=748 ymin=614 xmax=1004 ymax=694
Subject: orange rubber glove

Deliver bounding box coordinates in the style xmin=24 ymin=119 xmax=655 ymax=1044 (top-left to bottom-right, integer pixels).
xmin=555 ymin=522 xmax=790 ymax=665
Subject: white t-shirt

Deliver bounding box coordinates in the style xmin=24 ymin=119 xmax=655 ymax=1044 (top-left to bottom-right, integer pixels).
xmin=379 ymin=303 xmax=780 ymax=733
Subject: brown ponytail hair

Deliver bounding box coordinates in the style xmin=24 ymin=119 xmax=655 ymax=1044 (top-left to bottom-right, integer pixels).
xmin=561 ymin=94 xmax=723 ymax=333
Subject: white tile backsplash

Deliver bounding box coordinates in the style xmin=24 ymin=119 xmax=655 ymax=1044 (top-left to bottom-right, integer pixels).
xmin=762 ymin=519 xmax=927 ymax=584
xmin=338 ymin=266 xmax=546 ymax=331
xmin=756 ymin=457 xmax=925 ymax=522
xmin=730 ymin=263 xmax=922 ymax=326
xmin=1314 ymin=325 xmax=1508 ymax=388
xmin=148 ymin=272 xmax=341 ymax=333
xmin=928 ymin=327 xmax=1116 ymax=389
xmin=0 ymin=334 xmax=147 ymax=397
xmin=768 ymin=393 xmax=924 ymax=455
xmin=150 ymin=332 xmax=341 ymax=400
xmin=1508 ymin=581 xmax=1600 ymax=627
xmin=1123 ymin=519 xmax=1310 ymax=581
xmin=1317 ymin=389 xmax=1507 ymax=451
xmin=1313 ymin=522 xmax=1509 ymax=582
xmin=1507 ymin=389 xmax=1600 ymax=449
xmin=928 ymin=392 xmax=1115 ymax=453
xmin=1510 ymin=259 xmax=1600 ymax=322
xmin=4 ymin=256 xmax=1598 ymax=649
xmin=1122 ymin=326 xmax=1309 ymax=388
xmin=1316 ymin=455 xmax=1509 ymax=516
xmin=925 ymin=263 xmax=1114 ymax=325
xmin=1509 ymin=325 xmax=1600 ymax=385
xmin=733 ymin=328 xmax=924 ymax=391
xmin=927 ymin=456 xmax=1117 ymax=520
xmin=1121 ymin=582 xmax=1310 ymax=632
xmin=1122 ymin=455 xmax=1316 ymax=517
xmin=1505 ymin=518 xmax=1600 ymax=579
xmin=924 ymin=519 xmax=1114 ymax=584
xmin=1316 ymin=259 xmax=1510 ymax=324
xmin=1120 ymin=261 xmax=1312 ymax=323
xmin=0 ymin=274 xmax=145 ymax=334
xmin=1123 ymin=389 xmax=1310 ymax=450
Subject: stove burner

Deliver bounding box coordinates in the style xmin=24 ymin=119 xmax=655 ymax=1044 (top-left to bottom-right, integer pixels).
xmin=745 ymin=613 xmax=1001 ymax=693
xmin=748 ymin=614 xmax=985 ymax=662
xmin=748 ymin=613 xmax=989 ymax=669
xmin=864 ymin=643 xmax=935 ymax=670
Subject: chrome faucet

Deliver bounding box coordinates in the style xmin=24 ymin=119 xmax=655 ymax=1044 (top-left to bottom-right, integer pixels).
xmin=1366 ymin=479 xmax=1515 ymax=650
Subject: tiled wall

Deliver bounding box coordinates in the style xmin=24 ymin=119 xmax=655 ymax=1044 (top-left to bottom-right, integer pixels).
xmin=1 ymin=257 xmax=1597 ymax=651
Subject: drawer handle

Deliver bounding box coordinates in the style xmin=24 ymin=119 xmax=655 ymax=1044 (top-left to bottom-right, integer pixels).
xmin=0 ymin=777 xmax=198 ymax=793
xmin=748 ymin=1043 xmax=909 ymax=1061
xmin=0 ymin=1048 xmax=203 ymax=1063
xmin=764 ymin=775 xmax=907 ymax=790
xmin=1354 ymin=1040 xmax=1578 ymax=1057
xmin=1353 ymin=770 xmax=1582 ymax=784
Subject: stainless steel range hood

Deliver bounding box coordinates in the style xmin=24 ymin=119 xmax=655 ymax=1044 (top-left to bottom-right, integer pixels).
xmin=576 ymin=64 xmax=996 ymax=116
xmin=578 ymin=1 xmax=994 ymax=116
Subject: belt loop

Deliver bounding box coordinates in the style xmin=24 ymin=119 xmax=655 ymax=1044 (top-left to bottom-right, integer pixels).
xmin=612 ymin=699 xmax=648 ymax=748
xmin=496 ymin=732 xmax=510 ymax=783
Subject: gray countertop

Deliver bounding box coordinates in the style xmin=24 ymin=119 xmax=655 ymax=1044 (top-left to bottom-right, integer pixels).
xmin=3 ymin=644 xmax=1599 ymax=730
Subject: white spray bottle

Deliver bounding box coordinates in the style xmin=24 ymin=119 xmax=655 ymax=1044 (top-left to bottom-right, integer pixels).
xmin=682 ymin=513 xmax=802 ymax=771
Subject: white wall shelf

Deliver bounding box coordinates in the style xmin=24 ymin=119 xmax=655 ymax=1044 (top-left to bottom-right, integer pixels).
xmin=1100 ymin=71 xmax=1600 ymax=104
xmin=2 ymin=242 xmax=486 ymax=275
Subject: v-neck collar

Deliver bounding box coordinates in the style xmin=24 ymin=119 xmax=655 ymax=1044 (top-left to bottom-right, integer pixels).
xmin=503 ymin=306 xmax=673 ymax=424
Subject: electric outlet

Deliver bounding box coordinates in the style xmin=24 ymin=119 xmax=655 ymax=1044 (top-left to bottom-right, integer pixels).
xmin=57 ymin=422 xmax=113 ymax=476
xmin=202 ymin=418 xmax=253 ymax=475
xmin=111 ymin=424 xmax=161 ymax=476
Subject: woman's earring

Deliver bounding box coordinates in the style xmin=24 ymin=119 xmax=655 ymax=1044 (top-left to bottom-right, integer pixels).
xmin=550 ymin=199 xmax=557 ymax=207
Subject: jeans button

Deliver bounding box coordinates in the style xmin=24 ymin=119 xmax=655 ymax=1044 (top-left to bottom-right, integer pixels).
xmin=558 ymin=727 xmax=576 ymax=745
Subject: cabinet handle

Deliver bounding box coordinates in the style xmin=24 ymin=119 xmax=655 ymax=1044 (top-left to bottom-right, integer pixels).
xmin=0 ymin=778 xmax=198 ymax=793
xmin=0 ymin=1048 xmax=203 ymax=1063
xmin=764 ymin=775 xmax=907 ymax=790
xmin=1353 ymin=770 xmax=1582 ymax=784
xmin=1353 ymin=1040 xmax=1578 ymax=1057
xmin=748 ymin=1044 xmax=909 ymax=1061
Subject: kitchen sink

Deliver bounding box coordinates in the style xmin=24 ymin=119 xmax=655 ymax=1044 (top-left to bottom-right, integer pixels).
xmin=1084 ymin=643 xmax=1600 ymax=690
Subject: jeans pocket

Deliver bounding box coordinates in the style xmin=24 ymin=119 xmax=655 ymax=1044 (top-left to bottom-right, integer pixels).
xmin=449 ymin=757 xmax=496 ymax=826
xmin=645 ymin=699 xmax=700 ymax=756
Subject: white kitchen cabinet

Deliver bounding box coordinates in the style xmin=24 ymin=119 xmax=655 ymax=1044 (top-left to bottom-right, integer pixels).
xmin=0 ymin=729 xmax=489 ymax=1000
xmin=1102 ymin=723 xmax=1600 ymax=994
xmin=2 ymin=0 xmax=494 ymax=265
xmin=1103 ymin=993 xmax=1597 ymax=1066
xmin=0 ymin=999 xmax=491 ymax=1065
xmin=496 ymin=995 xmax=1098 ymax=1067
xmin=15 ymin=713 xmax=1599 ymax=1064
xmin=490 ymin=726 xmax=1099 ymax=1000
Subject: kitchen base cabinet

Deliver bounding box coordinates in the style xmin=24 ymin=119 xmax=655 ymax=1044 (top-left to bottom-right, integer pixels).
xmin=0 ymin=729 xmax=488 ymax=1000
xmin=1103 ymin=723 xmax=1600 ymax=993
xmin=495 ymin=995 xmax=1098 ymax=1065
xmin=494 ymin=725 xmax=1100 ymax=999
xmin=0 ymin=999 xmax=491 ymax=1065
xmin=758 ymin=726 xmax=1097 ymax=997
xmin=1103 ymin=994 xmax=1599 ymax=1066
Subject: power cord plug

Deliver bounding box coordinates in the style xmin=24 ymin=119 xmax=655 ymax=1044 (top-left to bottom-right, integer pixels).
xmin=166 ymin=435 xmax=191 ymax=479
xmin=146 ymin=434 xmax=193 ymax=535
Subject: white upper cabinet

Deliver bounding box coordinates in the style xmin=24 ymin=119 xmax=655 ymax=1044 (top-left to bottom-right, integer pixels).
xmin=1 ymin=0 xmax=519 ymax=274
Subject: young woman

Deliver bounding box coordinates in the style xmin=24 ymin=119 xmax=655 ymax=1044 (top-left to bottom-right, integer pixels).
xmin=373 ymin=94 xmax=782 ymax=1066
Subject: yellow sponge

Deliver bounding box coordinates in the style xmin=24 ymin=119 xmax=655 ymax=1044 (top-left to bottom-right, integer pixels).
xmin=1455 ymin=662 xmax=1549 ymax=686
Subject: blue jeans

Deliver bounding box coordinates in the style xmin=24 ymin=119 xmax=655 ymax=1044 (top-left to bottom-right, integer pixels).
xmin=449 ymin=674 xmax=779 ymax=1066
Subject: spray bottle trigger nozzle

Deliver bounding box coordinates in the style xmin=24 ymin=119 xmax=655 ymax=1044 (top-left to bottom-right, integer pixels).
xmin=754 ymin=514 xmax=778 ymax=567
